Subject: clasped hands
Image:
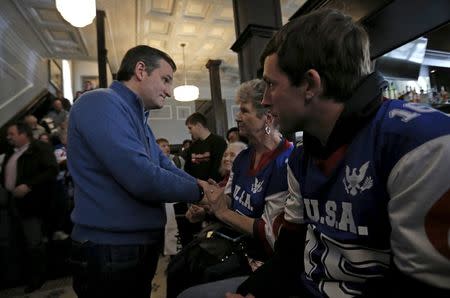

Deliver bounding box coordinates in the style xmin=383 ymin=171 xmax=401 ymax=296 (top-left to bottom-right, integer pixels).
xmin=186 ymin=179 xmax=228 ymax=223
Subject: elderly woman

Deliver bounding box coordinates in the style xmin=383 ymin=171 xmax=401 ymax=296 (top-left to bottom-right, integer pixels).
xmin=177 ymin=79 xmax=293 ymax=298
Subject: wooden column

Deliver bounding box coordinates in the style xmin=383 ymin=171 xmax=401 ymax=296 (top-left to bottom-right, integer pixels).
xmin=231 ymin=0 xmax=282 ymax=82
xmin=206 ymin=59 xmax=228 ymax=137
xmin=96 ymin=10 xmax=107 ymax=88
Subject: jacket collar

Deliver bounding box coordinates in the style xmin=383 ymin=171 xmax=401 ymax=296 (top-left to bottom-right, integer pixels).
xmin=304 ymin=72 xmax=387 ymax=159
xmin=110 ymin=81 xmax=149 ymax=125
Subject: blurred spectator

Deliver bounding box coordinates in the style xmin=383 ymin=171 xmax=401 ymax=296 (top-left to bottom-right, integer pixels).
xmin=83 ymin=80 xmax=94 ymax=93
xmin=184 ymin=112 xmax=227 ymax=182
xmin=226 ymin=126 xmax=248 ymax=144
xmin=55 ymin=90 xmax=71 ymax=111
xmin=1 ymin=122 xmax=58 ymax=293
xmin=157 ymin=138 xmax=185 ymax=169
xmin=181 ymin=139 xmax=192 ymax=160
xmin=24 ymin=115 xmax=46 ymax=139
xmin=38 ymin=133 xmax=50 ymax=144
xmin=73 ymin=91 xmax=83 ymax=103
xmin=45 ymin=99 xmax=69 ymax=127
xmin=156 ymin=138 xmax=184 ymax=256
xmin=180 ymin=112 xmax=227 ymax=246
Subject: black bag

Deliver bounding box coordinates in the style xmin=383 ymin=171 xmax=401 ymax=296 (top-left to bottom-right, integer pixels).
xmin=166 ymin=223 xmax=251 ymax=298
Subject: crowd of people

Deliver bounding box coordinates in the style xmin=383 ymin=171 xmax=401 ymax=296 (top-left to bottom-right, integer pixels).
xmin=1 ymin=7 xmax=449 ymax=298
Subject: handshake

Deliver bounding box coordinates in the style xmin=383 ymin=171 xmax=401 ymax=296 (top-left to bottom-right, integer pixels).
xmin=186 ymin=179 xmax=229 ymax=223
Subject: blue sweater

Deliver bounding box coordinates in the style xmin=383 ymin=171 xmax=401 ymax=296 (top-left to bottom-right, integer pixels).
xmin=67 ymin=81 xmax=200 ymax=244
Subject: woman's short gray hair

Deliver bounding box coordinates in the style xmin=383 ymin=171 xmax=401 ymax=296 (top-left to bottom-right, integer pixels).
xmin=236 ymin=79 xmax=268 ymax=118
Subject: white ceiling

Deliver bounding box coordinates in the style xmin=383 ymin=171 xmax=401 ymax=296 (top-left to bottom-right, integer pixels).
xmin=12 ymin=0 xmax=307 ymax=99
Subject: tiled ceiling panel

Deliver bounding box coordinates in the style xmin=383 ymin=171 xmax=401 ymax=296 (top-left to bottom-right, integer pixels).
xmin=13 ymin=0 xmax=89 ymax=59
xmin=12 ymin=0 xmax=307 ymax=99
xmin=183 ymin=0 xmax=211 ymax=19
xmin=147 ymin=0 xmax=175 ymax=15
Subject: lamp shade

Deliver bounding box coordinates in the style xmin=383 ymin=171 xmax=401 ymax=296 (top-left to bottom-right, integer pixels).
xmin=174 ymin=85 xmax=199 ymax=102
xmin=56 ymin=0 xmax=96 ymax=28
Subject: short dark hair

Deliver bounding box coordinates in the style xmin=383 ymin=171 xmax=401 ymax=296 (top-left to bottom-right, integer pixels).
xmin=117 ymin=45 xmax=177 ymax=81
xmin=227 ymin=127 xmax=239 ymax=137
xmin=185 ymin=112 xmax=208 ymax=127
xmin=156 ymin=138 xmax=169 ymax=145
xmin=261 ymin=8 xmax=372 ymax=102
xmin=182 ymin=139 xmax=192 ymax=146
xmin=8 ymin=121 xmax=33 ymax=139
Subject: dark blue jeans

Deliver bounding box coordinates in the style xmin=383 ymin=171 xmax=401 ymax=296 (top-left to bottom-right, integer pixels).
xmin=70 ymin=240 xmax=162 ymax=298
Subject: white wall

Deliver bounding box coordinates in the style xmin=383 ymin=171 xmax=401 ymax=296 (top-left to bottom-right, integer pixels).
xmin=72 ymin=60 xmax=99 ymax=94
xmin=149 ymin=98 xmax=196 ymax=145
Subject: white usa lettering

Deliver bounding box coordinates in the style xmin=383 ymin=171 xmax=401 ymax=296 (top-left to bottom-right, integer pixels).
xmin=304 ymin=198 xmax=367 ymax=235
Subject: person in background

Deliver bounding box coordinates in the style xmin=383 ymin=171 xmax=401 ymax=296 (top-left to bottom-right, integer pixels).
xmin=38 ymin=133 xmax=50 ymax=144
xmin=184 ymin=112 xmax=227 ymax=183
xmin=180 ymin=139 xmax=192 ymax=160
xmin=227 ymin=127 xmax=248 ymax=144
xmin=1 ymin=122 xmax=58 ymax=293
xmin=82 ymin=80 xmax=94 ymax=93
xmin=177 ymin=79 xmax=294 ymax=298
xmin=179 ymin=112 xmax=227 ymax=246
xmin=45 ymin=99 xmax=69 ymax=127
xmin=24 ymin=115 xmax=46 ymax=140
xmin=185 ymin=141 xmax=248 ymax=224
xmin=156 ymin=137 xmax=184 ymax=256
xmin=55 ymin=90 xmax=71 ymax=111
xmin=67 ymin=45 xmax=207 ymax=298
xmin=226 ymin=127 xmax=240 ymax=143
xmin=73 ymin=91 xmax=83 ymax=103
xmin=51 ymin=131 xmax=70 ymax=241
xmin=228 ymin=8 xmax=450 ymax=298
xmin=157 ymin=138 xmax=185 ymax=169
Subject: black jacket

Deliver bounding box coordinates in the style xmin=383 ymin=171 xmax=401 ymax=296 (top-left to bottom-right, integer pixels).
xmin=1 ymin=141 xmax=58 ymax=217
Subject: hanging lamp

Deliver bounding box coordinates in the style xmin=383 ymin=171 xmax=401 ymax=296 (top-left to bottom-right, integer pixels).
xmin=174 ymin=43 xmax=199 ymax=102
xmin=56 ymin=0 xmax=96 ymax=28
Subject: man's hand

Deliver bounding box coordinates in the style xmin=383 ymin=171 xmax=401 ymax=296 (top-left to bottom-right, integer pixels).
xmin=205 ymin=185 xmax=228 ymax=216
xmin=186 ymin=204 xmax=207 ymax=223
xmin=13 ymin=184 xmax=31 ymax=198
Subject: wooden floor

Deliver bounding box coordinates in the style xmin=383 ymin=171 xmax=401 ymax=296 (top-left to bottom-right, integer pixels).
xmin=0 ymin=255 xmax=170 ymax=298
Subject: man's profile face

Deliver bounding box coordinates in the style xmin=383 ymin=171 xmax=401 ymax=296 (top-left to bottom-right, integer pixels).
xmin=262 ymin=54 xmax=305 ymax=134
xmin=53 ymin=100 xmax=63 ymax=112
xmin=187 ymin=123 xmax=200 ymax=140
xmin=140 ymin=59 xmax=173 ymax=110
xmin=7 ymin=126 xmax=27 ymax=148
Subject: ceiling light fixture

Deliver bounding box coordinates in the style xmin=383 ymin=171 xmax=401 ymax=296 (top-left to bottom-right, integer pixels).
xmin=56 ymin=0 xmax=96 ymax=28
xmin=174 ymin=43 xmax=199 ymax=102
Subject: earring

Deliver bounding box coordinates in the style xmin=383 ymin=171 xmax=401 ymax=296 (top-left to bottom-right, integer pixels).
xmin=265 ymin=125 xmax=271 ymax=135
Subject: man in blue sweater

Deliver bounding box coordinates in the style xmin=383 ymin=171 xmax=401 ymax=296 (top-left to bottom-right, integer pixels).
xmin=67 ymin=46 xmax=206 ymax=298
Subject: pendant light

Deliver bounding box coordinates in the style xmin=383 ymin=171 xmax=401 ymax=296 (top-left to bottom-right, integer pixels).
xmin=56 ymin=0 xmax=96 ymax=28
xmin=174 ymin=43 xmax=199 ymax=102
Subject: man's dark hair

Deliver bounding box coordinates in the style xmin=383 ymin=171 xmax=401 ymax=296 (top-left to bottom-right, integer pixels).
xmin=185 ymin=112 xmax=208 ymax=128
xmin=156 ymin=138 xmax=169 ymax=145
xmin=9 ymin=121 xmax=33 ymax=139
xmin=227 ymin=127 xmax=239 ymax=138
xmin=182 ymin=139 xmax=192 ymax=146
xmin=261 ymin=8 xmax=372 ymax=102
xmin=117 ymin=45 xmax=177 ymax=81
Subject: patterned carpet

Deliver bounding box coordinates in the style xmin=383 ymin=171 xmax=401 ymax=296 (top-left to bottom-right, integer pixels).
xmin=0 ymin=255 xmax=170 ymax=298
